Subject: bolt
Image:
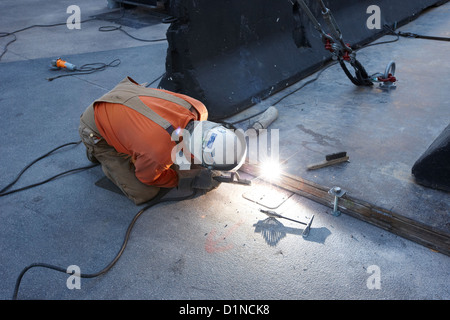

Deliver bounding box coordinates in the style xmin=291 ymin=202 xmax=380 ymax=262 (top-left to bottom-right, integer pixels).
xmin=333 ymin=195 xmax=339 ymax=214
xmin=328 ymin=186 xmax=346 ymax=217
xmin=332 ymin=195 xmax=340 ymax=216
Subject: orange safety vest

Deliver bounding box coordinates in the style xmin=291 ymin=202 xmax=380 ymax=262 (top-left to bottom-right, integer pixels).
xmin=92 ymin=77 xmax=208 ymax=188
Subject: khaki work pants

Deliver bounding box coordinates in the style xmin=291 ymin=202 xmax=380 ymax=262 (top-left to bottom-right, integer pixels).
xmin=79 ymin=105 xmax=160 ymax=205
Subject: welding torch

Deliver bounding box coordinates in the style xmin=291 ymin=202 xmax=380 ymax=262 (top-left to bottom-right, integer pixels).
xmin=214 ymin=171 xmax=251 ymax=185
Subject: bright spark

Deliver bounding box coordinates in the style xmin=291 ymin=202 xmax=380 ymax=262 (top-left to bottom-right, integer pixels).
xmin=260 ymin=159 xmax=282 ymax=181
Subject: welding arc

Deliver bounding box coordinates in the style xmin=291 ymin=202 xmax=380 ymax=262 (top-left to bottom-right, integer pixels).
xmin=12 ymin=189 xmax=198 ymax=300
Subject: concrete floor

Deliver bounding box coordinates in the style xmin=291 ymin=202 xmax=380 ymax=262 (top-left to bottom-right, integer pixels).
xmin=229 ymin=3 xmax=450 ymax=237
xmin=0 ymin=0 xmax=448 ymax=301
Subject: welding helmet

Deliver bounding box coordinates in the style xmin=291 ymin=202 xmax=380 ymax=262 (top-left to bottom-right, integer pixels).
xmin=187 ymin=121 xmax=246 ymax=171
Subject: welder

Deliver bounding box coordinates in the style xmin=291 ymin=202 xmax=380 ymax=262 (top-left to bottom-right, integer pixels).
xmin=79 ymin=76 xmax=246 ymax=205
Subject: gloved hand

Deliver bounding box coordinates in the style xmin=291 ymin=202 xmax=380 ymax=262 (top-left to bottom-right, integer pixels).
xmin=176 ymin=167 xmax=221 ymax=192
xmin=192 ymin=169 xmax=221 ymax=190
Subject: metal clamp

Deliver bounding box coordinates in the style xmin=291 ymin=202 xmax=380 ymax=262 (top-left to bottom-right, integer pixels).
xmin=214 ymin=171 xmax=251 ymax=186
xmin=328 ymin=186 xmax=346 ymax=216
xmin=377 ymin=61 xmax=397 ymax=89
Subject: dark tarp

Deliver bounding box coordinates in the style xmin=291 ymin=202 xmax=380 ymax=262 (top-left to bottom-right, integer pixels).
xmin=159 ymin=0 xmax=445 ymax=120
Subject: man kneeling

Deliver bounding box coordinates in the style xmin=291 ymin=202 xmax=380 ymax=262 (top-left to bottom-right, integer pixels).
xmin=79 ymin=77 xmax=246 ymax=205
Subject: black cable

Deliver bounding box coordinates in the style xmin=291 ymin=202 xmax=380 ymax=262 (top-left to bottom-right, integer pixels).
xmin=145 ymin=72 xmax=165 ymax=88
xmin=338 ymin=58 xmax=374 ymax=87
xmin=0 ymin=4 xmax=126 ymax=60
xmin=227 ymin=62 xmax=337 ymax=125
xmin=225 ymin=22 xmax=406 ymax=124
xmin=225 ymin=23 xmax=407 ymax=126
xmin=0 ymin=18 xmax=96 ymax=61
xmin=0 ymin=164 xmax=98 ymax=197
xmin=98 ymin=25 xmax=166 ymax=42
xmin=0 ymin=141 xmax=98 ymax=197
xmin=271 ymin=63 xmax=338 ymax=106
xmin=223 ymin=24 xmax=400 ymax=126
xmin=0 ymin=22 xmax=68 ymax=60
xmin=2 ymin=138 xmax=196 ymax=299
xmin=0 ymin=32 xmax=17 ymax=61
xmin=12 ymin=188 xmax=198 ymax=300
xmin=397 ymin=31 xmax=450 ymax=42
xmin=0 ymin=5 xmax=167 ymax=62
xmin=360 ymin=24 xmax=450 ymax=49
xmin=357 ymin=25 xmax=401 ymax=49
xmin=46 ymin=58 xmax=121 ymax=81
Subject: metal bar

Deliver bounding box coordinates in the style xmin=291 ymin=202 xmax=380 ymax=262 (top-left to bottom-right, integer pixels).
xmin=260 ymin=209 xmax=307 ymax=225
xmin=240 ymin=164 xmax=450 ymax=256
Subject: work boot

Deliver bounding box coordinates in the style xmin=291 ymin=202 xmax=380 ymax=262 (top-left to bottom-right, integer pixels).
xmin=86 ymin=149 xmax=100 ymax=164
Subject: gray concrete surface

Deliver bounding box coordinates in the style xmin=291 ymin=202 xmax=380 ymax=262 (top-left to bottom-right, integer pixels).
xmin=0 ymin=0 xmax=449 ymax=301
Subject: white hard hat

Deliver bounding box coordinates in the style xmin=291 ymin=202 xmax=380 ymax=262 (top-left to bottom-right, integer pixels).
xmin=187 ymin=121 xmax=246 ymax=171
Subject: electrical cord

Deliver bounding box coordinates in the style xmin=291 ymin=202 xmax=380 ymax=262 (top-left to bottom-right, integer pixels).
xmin=270 ymin=63 xmax=337 ymax=106
xmin=397 ymin=31 xmax=450 ymax=42
xmin=46 ymin=58 xmax=121 ymax=81
xmin=1 ymin=138 xmax=197 ymax=299
xmin=0 ymin=6 xmax=168 ymax=62
xmin=98 ymin=25 xmax=166 ymax=42
xmin=0 ymin=18 xmax=96 ymax=61
xmin=227 ymin=62 xmax=337 ymax=125
xmin=226 ymin=22 xmax=411 ymax=126
xmin=0 ymin=163 xmax=98 ymax=197
xmin=5 ymin=7 xmax=449 ymax=297
xmin=0 ymin=22 xmax=70 ymax=60
xmin=12 ymin=188 xmax=198 ymax=299
xmin=338 ymin=58 xmax=374 ymax=87
xmin=357 ymin=24 xmax=450 ymax=49
xmin=0 ymin=141 xmax=98 ymax=197
xmin=355 ymin=24 xmax=401 ymax=49
xmin=145 ymin=72 xmax=165 ymax=87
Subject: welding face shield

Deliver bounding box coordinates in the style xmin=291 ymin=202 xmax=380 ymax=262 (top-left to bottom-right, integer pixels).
xmin=187 ymin=121 xmax=246 ymax=171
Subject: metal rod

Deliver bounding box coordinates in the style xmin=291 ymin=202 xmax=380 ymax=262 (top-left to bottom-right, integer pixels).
xmin=296 ymin=0 xmax=351 ymax=52
xmin=295 ymin=0 xmax=327 ymax=37
xmin=260 ymin=209 xmax=306 ymax=225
